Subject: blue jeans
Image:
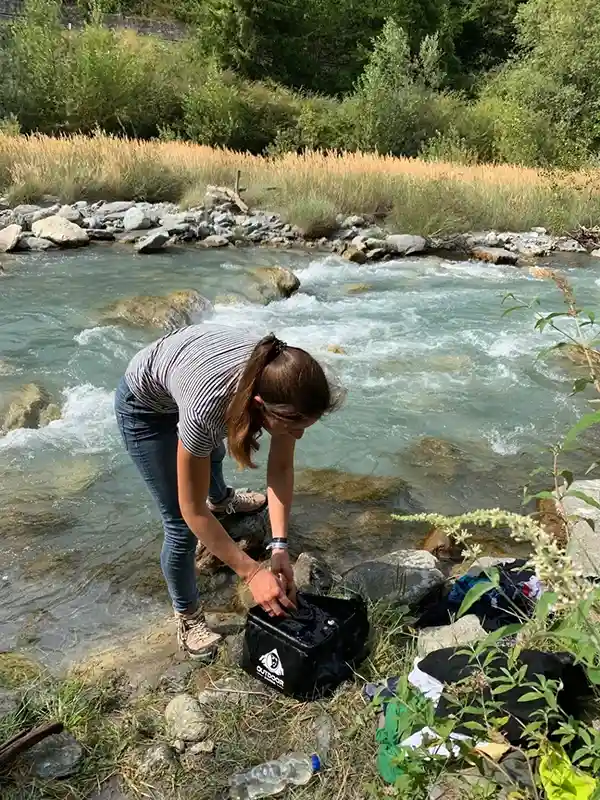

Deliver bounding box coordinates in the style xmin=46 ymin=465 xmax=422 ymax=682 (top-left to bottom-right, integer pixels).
xmin=114 ymin=376 xmax=229 ymax=613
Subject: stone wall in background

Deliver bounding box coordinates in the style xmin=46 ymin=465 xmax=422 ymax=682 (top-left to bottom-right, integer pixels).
xmin=0 ymin=0 xmax=187 ymax=40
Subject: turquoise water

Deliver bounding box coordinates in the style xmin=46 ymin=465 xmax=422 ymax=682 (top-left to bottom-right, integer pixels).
xmin=1 ymin=244 xmax=598 ymax=664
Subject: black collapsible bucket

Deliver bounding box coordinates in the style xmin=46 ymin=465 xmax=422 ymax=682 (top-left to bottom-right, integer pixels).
xmin=241 ymin=591 xmax=370 ymax=700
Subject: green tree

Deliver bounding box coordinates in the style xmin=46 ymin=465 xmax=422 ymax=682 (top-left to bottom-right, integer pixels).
xmin=487 ymin=0 xmax=600 ymax=160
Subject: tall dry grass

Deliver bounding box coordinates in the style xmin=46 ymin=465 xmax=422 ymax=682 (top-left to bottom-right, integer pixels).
xmin=2 ymin=132 xmax=600 ymax=233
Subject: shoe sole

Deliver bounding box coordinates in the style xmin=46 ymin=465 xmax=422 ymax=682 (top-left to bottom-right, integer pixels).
xmin=185 ymin=645 xmax=220 ymax=663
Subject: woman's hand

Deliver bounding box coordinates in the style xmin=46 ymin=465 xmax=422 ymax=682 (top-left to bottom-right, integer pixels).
xmin=271 ymin=549 xmax=297 ymax=604
xmin=246 ymin=567 xmax=296 ymax=617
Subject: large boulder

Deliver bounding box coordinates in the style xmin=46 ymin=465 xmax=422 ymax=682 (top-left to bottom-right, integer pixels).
xmin=134 ymin=229 xmax=170 ymax=253
xmin=17 ymin=235 xmax=57 ymax=252
xmin=342 ymin=550 xmax=444 ymax=605
xmin=251 ymin=266 xmax=300 ymax=302
xmin=471 ymin=246 xmax=519 ymax=265
xmin=124 ymin=206 xmax=154 ymax=232
xmin=0 ymin=224 xmax=22 ymax=252
xmin=1 ymin=383 xmax=53 ymax=432
xmin=57 ymin=204 xmax=83 ymax=224
xmin=95 ymin=201 xmax=135 ymax=218
xmin=385 ymin=234 xmax=427 ymax=256
xmin=100 ymin=289 xmax=212 ymax=330
xmin=31 ymin=216 xmax=89 ymax=247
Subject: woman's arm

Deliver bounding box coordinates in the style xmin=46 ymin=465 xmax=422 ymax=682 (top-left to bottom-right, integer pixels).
xmin=177 ymin=441 xmax=293 ymax=616
xmin=267 ymin=434 xmax=296 ymax=595
xmin=267 ymin=433 xmax=296 ymax=541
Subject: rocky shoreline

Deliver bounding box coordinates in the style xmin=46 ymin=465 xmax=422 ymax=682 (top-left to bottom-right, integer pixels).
xmin=1 ymin=187 xmax=598 ymax=265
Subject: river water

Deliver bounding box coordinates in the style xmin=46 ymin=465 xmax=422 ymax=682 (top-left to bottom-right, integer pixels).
xmin=0 ymin=245 xmax=597 ymax=666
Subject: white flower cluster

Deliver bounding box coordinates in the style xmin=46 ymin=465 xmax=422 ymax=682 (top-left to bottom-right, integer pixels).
xmin=396 ymin=508 xmax=592 ymax=611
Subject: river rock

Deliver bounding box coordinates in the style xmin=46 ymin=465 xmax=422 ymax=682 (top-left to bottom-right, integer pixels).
xmin=188 ymin=740 xmax=215 ymax=755
xmin=124 ymin=206 xmax=154 ymax=232
xmin=11 ymin=204 xmax=42 ymax=226
xmin=58 ymin=204 xmax=83 ymax=224
xmin=25 ymin=731 xmax=83 ymax=779
xmin=31 ymin=216 xmax=89 ymax=247
xmin=157 ymin=662 xmax=195 ymax=694
xmin=0 ymin=688 xmax=20 ymax=719
xmin=556 ymin=343 xmax=600 ymax=375
xmin=204 ymin=612 xmax=245 ymax=636
xmin=100 ymin=289 xmax=211 ymax=330
xmin=555 ymin=237 xmax=587 ymax=253
xmin=342 ymin=550 xmax=444 ymax=605
xmin=17 ymin=235 xmax=57 ymax=251
xmin=417 ymin=615 xmax=486 ymax=657
xmin=87 ymin=229 xmax=116 ymax=241
xmin=0 ymin=224 xmax=22 ymax=252
xmin=295 ymin=468 xmax=409 ymax=503
xmin=345 ymin=283 xmax=371 ymax=294
xmin=343 ymin=247 xmax=367 ymax=264
xmin=342 ymin=215 xmax=365 ymax=229
xmin=202 ymin=234 xmax=230 ymax=248
xmin=408 ymin=436 xmax=465 ymax=482
xmin=471 ymin=246 xmax=519 ymax=265
xmin=87 ymin=775 xmax=131 ymax=800
xmin=138 ymin=743 xmax=176 ymax=776
xmin=2 ymin=383 xmax=52 ymax=432
xmin=251 ymin=266 xmax=300 ymax=302
xmin=95 ymin=201 xmax=135 ymax=218
xmin=561 ymin=479 xmax=600 ymax=578
xmin=385 ymin=234 xmax=427 ymax=256
xmin=165 ymin=694 xmax=209 ymax=741
xmin=134 ymin=229 xmax=170 ymax=253
xmin=293 ymin=552 xmax=334 ymax=593
xmin=592 ymin=249 xmax=600 ymax=258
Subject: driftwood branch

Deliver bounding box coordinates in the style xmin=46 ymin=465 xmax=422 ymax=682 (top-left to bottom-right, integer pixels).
xmin=0 ymin=721 xmax=64 ymax=767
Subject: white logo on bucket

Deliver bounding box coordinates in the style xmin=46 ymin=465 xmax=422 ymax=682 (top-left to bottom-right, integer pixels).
xmin=259 ymin=648 xmax=284 ymax=676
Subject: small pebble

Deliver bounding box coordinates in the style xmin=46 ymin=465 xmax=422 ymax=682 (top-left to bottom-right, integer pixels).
xmin=188 ymin=740 xmax=215 ymax=755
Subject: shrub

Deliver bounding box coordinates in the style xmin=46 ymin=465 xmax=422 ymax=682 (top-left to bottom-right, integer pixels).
xmin=282 ymin=194 xmax=339 ymax=239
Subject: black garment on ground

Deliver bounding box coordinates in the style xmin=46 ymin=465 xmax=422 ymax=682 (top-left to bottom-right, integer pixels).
xmin=418 ymin=647 xmax=593 ymax=745
xmin=414 ymin=559 xmax=537 ymax=632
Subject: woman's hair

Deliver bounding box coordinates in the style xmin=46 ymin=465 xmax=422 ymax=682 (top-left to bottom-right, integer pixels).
xmin=226 ymin=333 xmax=343 ymax=468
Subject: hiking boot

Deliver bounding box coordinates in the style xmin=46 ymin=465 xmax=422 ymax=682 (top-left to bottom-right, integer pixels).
xmin=175 ymin=608 xmax=222 ymax=661
xmin=207 ymin=487 xmax=267 ymax=516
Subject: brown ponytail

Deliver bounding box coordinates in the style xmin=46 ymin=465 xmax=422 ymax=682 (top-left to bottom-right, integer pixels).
xmin=226 ymin=333 xmax=343 ymax=468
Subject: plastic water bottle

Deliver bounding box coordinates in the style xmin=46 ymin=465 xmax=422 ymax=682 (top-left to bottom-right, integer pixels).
xmin=229 ymin=715 xmax=332 ymax=799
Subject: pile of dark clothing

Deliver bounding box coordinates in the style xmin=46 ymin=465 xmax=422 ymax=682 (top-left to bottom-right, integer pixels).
xmin=415 ymin=558 xmax=543 ymax=631
xmin=364 ymin=559 xmax=597 ymax=794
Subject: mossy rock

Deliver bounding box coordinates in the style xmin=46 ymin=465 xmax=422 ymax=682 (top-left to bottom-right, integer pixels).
xmin=100 ymin=289 xmax=212 ymax=330
xmin=407 ymin=436 xmax=466 ymax=482
xmin=22 ymin=550 xmax=84 ymax=581
xmin=1 ymin=382 xmax=53 ymax=432
xmin=250 ymin=266 xmax=300 ymax=303
xmin=556 ymin=343 xmax=600 ymax=376
xmin=295 ymin=468 xmax=409 ymax=503
xmin=345 ymin=283 xmax=371 ymax=295
xmin=39 ymin=403 xmax=62 ymax=426
xmin=0 ymin=652 xmax=44 ymax=688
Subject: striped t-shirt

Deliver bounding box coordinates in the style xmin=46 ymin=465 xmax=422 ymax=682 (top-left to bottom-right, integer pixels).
xmin=125 ymin=325 xmax=258 ymax=458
